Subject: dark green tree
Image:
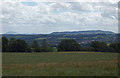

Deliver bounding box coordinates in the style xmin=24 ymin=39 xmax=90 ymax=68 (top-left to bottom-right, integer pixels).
xmin=9 ymin=37 xmax=16 ymax=52
xmin=41 ymin=39 xmax=48 ymax=52
xmin=109 ymin=42 xmax=120 ymax=53
xmin=90 ymin=41 xmax=110 ymax=52
xmin=32 ymin=40 xmax=41 ymax=52
xmin=26 ymin=46 xmax=32 ymax=52
xmin=2 ymin=36 xmax=9 ymax=52
xmin=15 ymin=39 xmax=28 ymax=52
xmin=58 ymin=39 xmax=81 ymax=51
xmin=9 ymin=38 xmax=28 ymax=52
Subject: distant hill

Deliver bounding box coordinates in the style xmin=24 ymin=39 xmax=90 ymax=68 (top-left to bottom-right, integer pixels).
xmin=5 ymin=31 xmax=19 ymax=34
xmin=51 ymin=30 xmax=114 ymax=35
xmin=2 ymin=30 xmax=117 ymax=47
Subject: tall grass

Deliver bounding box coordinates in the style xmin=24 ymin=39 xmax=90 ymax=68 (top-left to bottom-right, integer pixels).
xmin=2 ymin=52 xmax=118 ymax=76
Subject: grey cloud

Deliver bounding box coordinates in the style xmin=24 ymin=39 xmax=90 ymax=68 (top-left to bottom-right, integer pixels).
xmin=1 ymin=2 xmax=118 ymax=34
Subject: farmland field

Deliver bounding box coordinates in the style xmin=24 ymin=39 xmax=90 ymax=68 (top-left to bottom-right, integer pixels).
xmin=2 ymin=52 xmax=118 ymax=76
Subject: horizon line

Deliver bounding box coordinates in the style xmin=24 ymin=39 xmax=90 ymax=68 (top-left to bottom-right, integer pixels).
xmin=2 ymin=30 xmax=118 ymax=34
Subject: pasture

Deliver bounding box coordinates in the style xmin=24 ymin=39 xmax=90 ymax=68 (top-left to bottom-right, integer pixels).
xmin=2 ymin=52 xmax=118 ymax=76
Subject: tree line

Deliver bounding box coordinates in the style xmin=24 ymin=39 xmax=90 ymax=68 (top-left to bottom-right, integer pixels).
xmin=1 ymin=36 xmax=120 ymax=53
xmin=2 ymin=36 xmax=57 ymax=52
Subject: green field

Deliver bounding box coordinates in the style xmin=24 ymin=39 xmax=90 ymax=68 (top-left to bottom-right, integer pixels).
xmin=2 ymin=52 xmax=118 ymax=76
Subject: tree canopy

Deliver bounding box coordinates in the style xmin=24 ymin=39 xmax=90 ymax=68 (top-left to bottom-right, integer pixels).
xmin=90 ymin=41 xmax=111 ymax=52
xmin=2 ymin=36 xmax=9 ymax=52
xmin=58 ymin=39 xmax=81 ymax=51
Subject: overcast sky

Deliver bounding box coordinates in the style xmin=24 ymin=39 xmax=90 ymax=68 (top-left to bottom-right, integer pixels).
xmin=1 ymin=0 xmax=119 ymax=34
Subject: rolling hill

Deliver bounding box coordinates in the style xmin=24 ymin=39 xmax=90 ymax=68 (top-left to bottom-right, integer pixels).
xmin=2 ymin=30 xmax=118 ymax=47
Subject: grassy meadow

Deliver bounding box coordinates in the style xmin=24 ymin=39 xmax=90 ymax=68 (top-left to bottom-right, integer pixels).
xmin=2 ymin=52 xmax=118 ymax=76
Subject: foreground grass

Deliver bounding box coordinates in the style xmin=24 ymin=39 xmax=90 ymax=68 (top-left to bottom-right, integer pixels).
xmin=2 ymin=52 xmax=118 ymax=76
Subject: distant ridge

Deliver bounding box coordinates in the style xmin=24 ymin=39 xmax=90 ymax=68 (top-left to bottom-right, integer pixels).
xmin=5 ymin=31 xmax=19 ymax=34
xmin=2 ymin=30 xmax=117 ymax=47
xmin=51 ymin=30 xmax=114 ymax=35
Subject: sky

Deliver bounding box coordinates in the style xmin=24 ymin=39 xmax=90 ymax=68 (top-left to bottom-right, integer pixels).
xmin=0 ymin=0 xmax=120 ymax=34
